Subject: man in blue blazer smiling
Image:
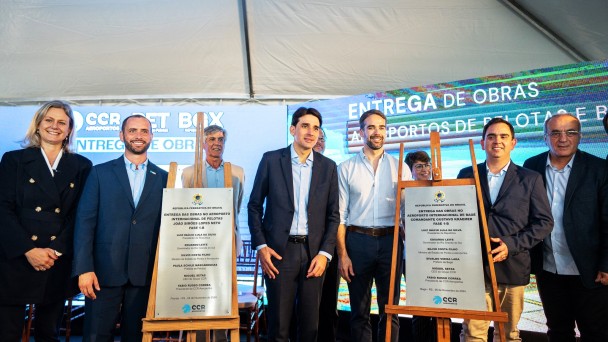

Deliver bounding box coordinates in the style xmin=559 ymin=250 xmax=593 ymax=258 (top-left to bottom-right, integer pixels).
xmin=73 ymin=115 xmax=168 ymax=341
xmin=248 ymin=107 xmax=339 ymax=342
xmin=457 ymin=118 xmax=553 ymax=342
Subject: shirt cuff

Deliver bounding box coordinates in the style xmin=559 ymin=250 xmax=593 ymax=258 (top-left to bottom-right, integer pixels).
xmin=319 ymin=250 xmax=332 ymax=262
xmin=255 ymin=244 xmax=267 ymax=251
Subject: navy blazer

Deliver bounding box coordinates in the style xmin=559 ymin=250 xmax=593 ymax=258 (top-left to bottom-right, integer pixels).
xmin=0 ymin=148 xmax=91 ymax=304
xmin=247 ymin=146 xmax=340 ymax=259
xmin=72 ymin=156 xmax=168 ymax=287
xmin=524 ymin=150 xmax=608 ymax=288
xmin=458 ymin=162 xmax=553 ymax=286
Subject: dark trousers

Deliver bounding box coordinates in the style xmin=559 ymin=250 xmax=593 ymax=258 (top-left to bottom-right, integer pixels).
xmin=0 ymin=300 xmax=65 ymax=342
xmin=411 ymin=316 xmax=437 ymax=342
xmin=265 ymin=241 xmax=324 ymax=342
xmin=536 ymin=270 xmax=608 ymax=342
xmin=346 ymin=232 xmax=402 ymax=342
xmin=318 ymin=247 xmax=341 ymax=342
xmin=83 ymin=283 xmax=150 ymax=342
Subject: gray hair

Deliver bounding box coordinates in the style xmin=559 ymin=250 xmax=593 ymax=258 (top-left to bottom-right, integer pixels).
xmin=204 ymin=125 xmax=227 ymax=140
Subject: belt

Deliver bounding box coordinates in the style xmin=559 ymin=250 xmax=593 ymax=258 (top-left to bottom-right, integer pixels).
xmin=288 ymin=235 xmax=308 ymax=244
xmin=347 ymin=225 xmax=394 ymax=237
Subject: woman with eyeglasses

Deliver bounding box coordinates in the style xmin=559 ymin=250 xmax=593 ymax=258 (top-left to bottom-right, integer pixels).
xmin=0 ymin=101 xmax=92 ymax=341
xmin=404 ymin=151 xmax=437 ymax=342
xmin=405 ymin=151 xmax=432 ymax=181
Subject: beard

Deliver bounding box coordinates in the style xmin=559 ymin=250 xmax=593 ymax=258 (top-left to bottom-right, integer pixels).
xmin=365 ymin=135 xmax=384 ymax=150
xmin=124 ymin=139 xmax=151 ymax=155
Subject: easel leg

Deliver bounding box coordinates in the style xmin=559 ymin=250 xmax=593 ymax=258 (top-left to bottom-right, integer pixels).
xmin=230 ymin=328 xmax=239 ymax=341
xmin=436 ymin=317 xmax=451 ymax=342
xmin=187 ymin=330 xmax=198 ymax=342
xmin=142 ymin=332 xmax=152 ymax=342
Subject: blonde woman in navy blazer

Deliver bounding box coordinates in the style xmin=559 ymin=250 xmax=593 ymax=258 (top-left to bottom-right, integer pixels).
xmin=0 ymin=101 xmax=92 ymax=341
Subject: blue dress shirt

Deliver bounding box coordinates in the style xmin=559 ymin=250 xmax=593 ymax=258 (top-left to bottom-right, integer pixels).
xmin=124 ymin=155 xmax=148 ymax=207
xmin=543 ymin=155 xmax=579 ymax=275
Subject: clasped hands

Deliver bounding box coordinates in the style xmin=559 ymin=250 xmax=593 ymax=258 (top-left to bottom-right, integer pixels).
xmin=25 ymin=248 xmax=58 ymax=272
xmin=258 ymin=246 xmax=327 ymax=279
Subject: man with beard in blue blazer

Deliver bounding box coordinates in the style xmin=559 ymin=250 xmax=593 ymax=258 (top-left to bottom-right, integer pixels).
xmin=73 ymin=115 xmax=168 ymax=341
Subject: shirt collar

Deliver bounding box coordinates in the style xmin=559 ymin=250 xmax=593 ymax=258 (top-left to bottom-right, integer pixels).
xmin=358 ymin=148 xmax=386 ymax=163
xmin=546 ymin=153 xmax=575 ymax=171
xmin=486 ymin=161 xmax=510 ymax=176
xmin=205 ymin=159 xmax=224 ymax=170
xmin=40 ymin=147 xmax=63 ymax=176
xmin=290 ymin=144 xmax=314 ymax=164
xmin=124 ymin=154 xmax=148 ymax=171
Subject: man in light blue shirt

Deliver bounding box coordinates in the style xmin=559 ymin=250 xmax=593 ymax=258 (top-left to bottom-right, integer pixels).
xmin=181 ymin=124 xmax=246 ymax=342
xmin=73 ymin=115 xmax=168 ymax=341
xmin=125 ymin=155 xmax=147 ymax=207
xmin=181 ymin=125 xmax=245 ymax=255
xmin=458 ymin=118 xmax=553 ymax=342
xmin=337 ymin=109 xmax=411 ymax=342
xmin=248 ymin=107 xmax=339 ymax=341
xmin=524 ymin=113 xmax=608 ymax=341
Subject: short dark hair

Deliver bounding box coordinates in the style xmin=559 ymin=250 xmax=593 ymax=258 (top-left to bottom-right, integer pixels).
xmin=121 ymin=114 xmax=151 ymax=132
xmin=291 ymin=107 xmax=322 ymax=127
xmin=482 ymin=118 xmax=514 ymax=139
xmin=604 ymin=113 xmax=608 ymax=135
xmin=359 ymin=109 xmax=387 ymax=129
xmin=405 ymin=151 xmax=431 ymax=170
xmin=543 ymin=113 xmax=581 ymax=134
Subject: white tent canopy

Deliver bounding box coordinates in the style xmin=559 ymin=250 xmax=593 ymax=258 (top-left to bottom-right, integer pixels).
xmin=1 ymin=0 xmax=606 ymax=105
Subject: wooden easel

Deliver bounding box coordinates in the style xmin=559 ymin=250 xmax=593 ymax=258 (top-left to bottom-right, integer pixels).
xmin=142 ymin=112 xmax=240 ymax=341
xmin=385 ymin=132 xmax=508 ymax=342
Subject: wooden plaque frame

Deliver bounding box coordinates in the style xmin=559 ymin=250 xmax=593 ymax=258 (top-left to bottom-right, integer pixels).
xmin=385 ymin=132 xmax=508 ymax=342
xmin=142 ymin=112 xmax=240 ymax=342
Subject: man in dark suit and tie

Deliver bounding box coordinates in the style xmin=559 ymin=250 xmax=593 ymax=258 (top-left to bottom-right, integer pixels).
xmin=457 ymin=118 xmax=553 ymax=342
xmin=73 ymin=115 xmax=168 ymax=341
xmin=248 ymin=107 xmax=340 ymax=342
xmin=524 ymin=113 xmax=608 ymax=341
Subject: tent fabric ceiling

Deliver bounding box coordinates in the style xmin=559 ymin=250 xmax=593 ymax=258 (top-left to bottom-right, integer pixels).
xmin=0 ymin=0 xmax=605 ymax=105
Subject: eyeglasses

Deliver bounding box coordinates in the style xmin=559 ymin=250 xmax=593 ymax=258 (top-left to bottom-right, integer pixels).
xmin=317 ymin=138 xmax=325 ymax=143
xmin=413 ymin=163 xmax=431 ymax=170
xmin=547 ymin=130 xmax=580 ymax=139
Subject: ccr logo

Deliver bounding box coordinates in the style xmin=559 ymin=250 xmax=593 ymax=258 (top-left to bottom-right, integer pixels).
xmin=433 ymin=295 xmax=458 ymax=305
xmin=182 ymin=304 xmax=191 ymax=313
xmin=191 ymin=304 xmax=206 ymax=312
xmin=74 ymin=111 xmax=121 ymax=132
xmin=443 ymin=297 xmax=457 ymax=304
xmin=73 ymin=111 xmax=84 ymax=132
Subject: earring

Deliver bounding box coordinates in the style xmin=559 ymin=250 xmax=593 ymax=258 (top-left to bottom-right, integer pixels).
xmin=35 ymin=129 xmax=40 ymax=135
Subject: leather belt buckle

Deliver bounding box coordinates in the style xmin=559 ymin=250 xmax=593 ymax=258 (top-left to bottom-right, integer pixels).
xmin=288 ymin=235 xmax=308 ymax=244
xmin=347 ymin=225 xmax=394 ymax=237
